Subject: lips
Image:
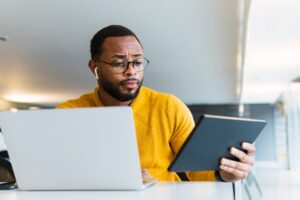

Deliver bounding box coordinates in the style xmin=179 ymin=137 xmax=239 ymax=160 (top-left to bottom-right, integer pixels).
xmin=121 ymin=80 xmax=139 ymax=89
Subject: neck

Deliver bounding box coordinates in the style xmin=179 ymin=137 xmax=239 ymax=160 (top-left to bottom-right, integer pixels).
xmin=98 ymin=86 xmax=133 ymax=106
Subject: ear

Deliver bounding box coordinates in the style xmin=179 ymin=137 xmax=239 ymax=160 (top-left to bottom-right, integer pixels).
xmin=88 ymin=59 xmax=96 ymax=75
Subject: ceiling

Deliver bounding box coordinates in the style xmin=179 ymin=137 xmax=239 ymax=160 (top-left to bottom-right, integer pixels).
xmin=241 ymin=0 xmax=300 ymax=103
xmin=0 ymin=0 xmax=299 ymax=106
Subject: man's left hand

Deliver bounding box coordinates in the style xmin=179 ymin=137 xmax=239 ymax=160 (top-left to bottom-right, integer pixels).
xmin=219 ymin=142 xmax=255 ymax=182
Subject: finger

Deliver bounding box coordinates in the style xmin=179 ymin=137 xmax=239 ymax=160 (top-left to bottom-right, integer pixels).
xmin=230 ymin=147 xmax=254 ymax=165
xmin=241 ymin=142 xmax=256 ymax=156
xmin=220 ymin=158 xmax=252 ymax=172
xmin=141 ymin=169 xmax=152 ymax=179
xmin=220 ymin=165 xmax=248 ymax=180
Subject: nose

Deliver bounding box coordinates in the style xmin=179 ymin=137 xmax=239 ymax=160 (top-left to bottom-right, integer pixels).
xmin=124 ymin=62 xmax=137 ymax=77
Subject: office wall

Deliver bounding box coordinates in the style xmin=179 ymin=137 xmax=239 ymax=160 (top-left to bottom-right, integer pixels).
xmin=0 ymin=0 xmax=240 ymax=105
xmin=248 ymin=104 xmax=276 ymax=161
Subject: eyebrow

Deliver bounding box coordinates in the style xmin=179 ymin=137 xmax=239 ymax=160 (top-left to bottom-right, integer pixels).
xmin=112 ymin=53 xmax=143 ymax=59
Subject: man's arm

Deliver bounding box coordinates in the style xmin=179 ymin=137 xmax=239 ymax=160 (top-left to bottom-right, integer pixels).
xmin=168 ymin=95 xmax=256 ymax=182
xmin=167 ymin=95 xmax=216 ymax=181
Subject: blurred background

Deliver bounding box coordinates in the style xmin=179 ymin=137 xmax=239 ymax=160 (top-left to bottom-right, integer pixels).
xmin=1 ymin=0 xmax=300 ymax=198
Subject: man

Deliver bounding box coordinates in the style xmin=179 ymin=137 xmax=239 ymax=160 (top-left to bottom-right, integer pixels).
xmin=57 ymin=25 xmax=255 ymax=182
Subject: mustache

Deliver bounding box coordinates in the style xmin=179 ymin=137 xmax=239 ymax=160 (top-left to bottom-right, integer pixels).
xmin=120 ymin=78 xmax=140 ymax=85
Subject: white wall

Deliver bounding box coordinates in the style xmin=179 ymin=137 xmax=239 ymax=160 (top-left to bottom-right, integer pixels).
xmin=0 ymin=0 xmax=240 ymax=105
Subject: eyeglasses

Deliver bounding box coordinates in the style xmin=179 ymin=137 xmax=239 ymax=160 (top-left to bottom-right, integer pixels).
xmin=96 ymin=57 xmax=150 ymax=74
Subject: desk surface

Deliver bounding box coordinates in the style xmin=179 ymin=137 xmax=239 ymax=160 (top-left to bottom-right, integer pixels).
xmin=0 ymin=182 xmax=234 ymax=200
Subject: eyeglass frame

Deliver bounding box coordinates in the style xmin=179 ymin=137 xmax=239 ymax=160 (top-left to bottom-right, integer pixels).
xmin=94 ymin=57 xmax=150 ymax=74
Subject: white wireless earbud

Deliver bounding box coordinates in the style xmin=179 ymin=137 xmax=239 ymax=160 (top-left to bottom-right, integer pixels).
xmin=94 ymin=67 xmax=99 ymax=80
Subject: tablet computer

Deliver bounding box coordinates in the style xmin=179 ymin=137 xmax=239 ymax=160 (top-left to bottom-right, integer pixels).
xmin=168 ymin=114 xmax=266 ymax=172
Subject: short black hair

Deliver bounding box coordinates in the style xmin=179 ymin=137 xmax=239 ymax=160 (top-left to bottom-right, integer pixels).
xmin=90 ymin=25 xmax=142 ymax=59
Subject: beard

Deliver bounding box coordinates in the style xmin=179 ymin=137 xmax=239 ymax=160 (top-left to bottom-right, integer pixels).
xmin=99 ymin=76 xmax=143 ymax=102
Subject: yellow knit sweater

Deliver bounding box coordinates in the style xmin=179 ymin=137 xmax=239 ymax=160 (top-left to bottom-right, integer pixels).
xmin=57 ymin=86 xmax=216 ymax=181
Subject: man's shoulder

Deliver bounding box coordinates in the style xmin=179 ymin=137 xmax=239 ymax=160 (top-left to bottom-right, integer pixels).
xmin=140 ymin=86 xmax=175 ymax=100
xmin=56 ymin=89 xmax=98 ymax=108
xmin=140 ymin=87 xmax=185 ymax=106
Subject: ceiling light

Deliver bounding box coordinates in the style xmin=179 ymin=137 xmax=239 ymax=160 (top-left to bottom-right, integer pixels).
xmin=3 ymin=93 xmax=55 ymax=104
xmin=29 ymin=106 xmax=40 ymax=110
xmin=10 ymin=108 xmax=18 ymax=112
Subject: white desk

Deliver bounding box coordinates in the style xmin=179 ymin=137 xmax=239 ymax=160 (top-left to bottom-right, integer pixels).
xmin=0 ymin=182 xmax=235 ymax=200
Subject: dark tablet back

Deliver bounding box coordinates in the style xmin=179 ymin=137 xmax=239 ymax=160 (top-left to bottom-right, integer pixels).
xmin=168 ymin=114 xmax=266 ymax=172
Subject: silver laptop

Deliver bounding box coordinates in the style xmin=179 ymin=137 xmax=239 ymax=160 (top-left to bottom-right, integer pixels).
xmin=0 ymin=107 xmax=156 ymax=190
